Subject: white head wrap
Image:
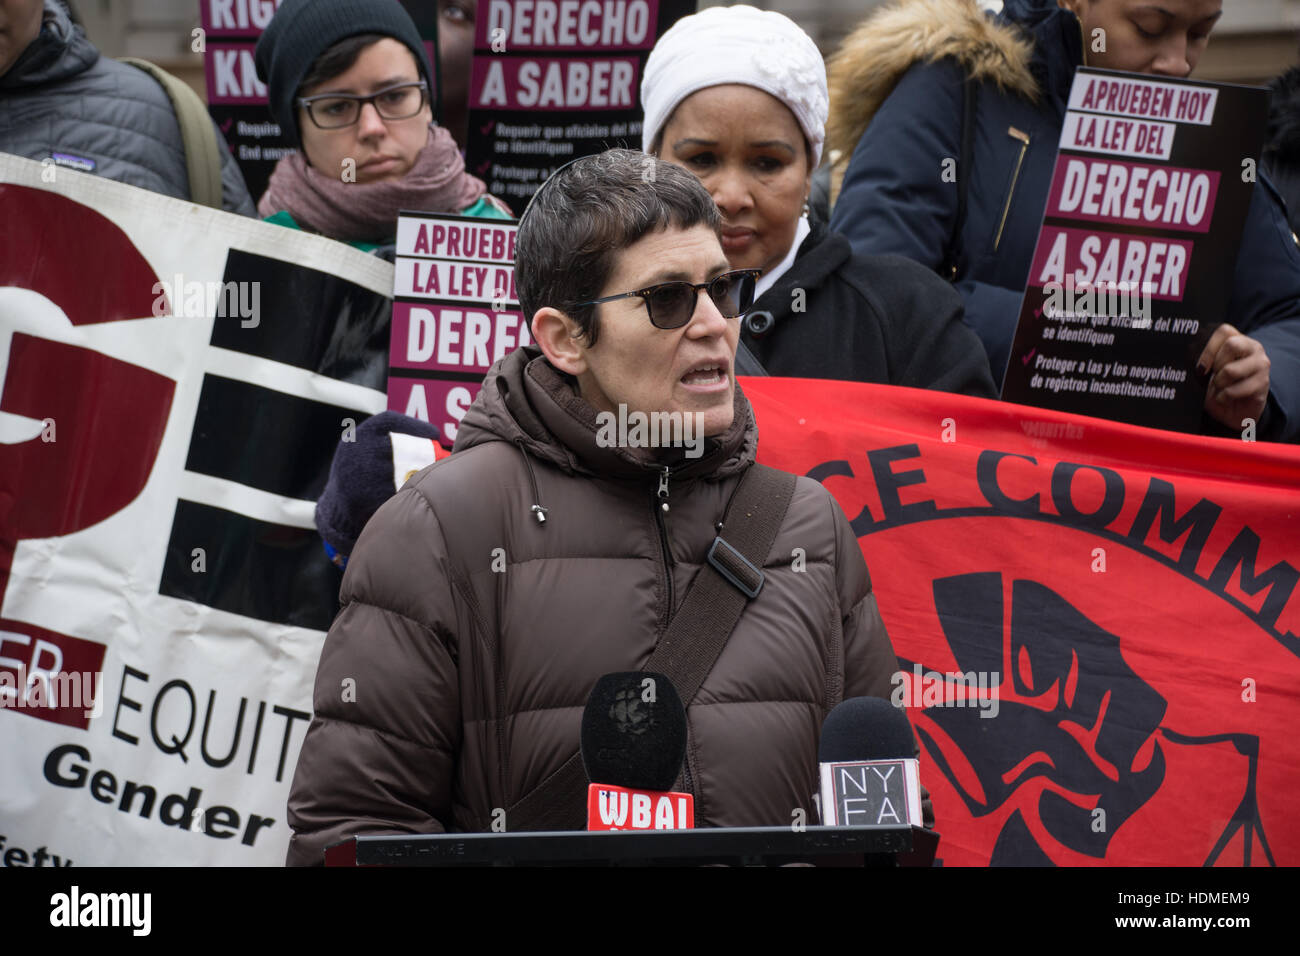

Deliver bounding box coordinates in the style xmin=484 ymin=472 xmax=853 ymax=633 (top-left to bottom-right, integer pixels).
xmin=641 ymin=5 xmax=828 ymax=168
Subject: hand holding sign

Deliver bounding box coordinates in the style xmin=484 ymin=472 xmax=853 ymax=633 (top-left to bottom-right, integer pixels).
xmin=1002 ymin=69 xmax=1271 ymax=435
xmin=1198 ymin=323 xmax=1271 ymax=431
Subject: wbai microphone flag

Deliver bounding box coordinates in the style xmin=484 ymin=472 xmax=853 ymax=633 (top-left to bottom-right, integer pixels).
xmin=744 ymin=377 xmax=1298 ymax=867
xmin=0 ymin=153 xmax=391 ymax=864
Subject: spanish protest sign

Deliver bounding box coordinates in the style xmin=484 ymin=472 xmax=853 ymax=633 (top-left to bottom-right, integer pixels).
xmin=1001 ymin=68 xmax=1268 ymax=433
xmin=464 ymin=0 xmax=693 ymax=213
xmin=388 ymin=211 xmax=524 ymax=440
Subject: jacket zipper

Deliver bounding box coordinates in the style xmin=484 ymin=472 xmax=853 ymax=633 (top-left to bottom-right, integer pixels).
xmin=994 ymin=126 xmax=1031 ymax=252
xmin=652 ymin=466 xmax=675 ymax=620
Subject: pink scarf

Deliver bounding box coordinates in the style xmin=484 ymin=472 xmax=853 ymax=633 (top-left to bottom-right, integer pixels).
xmin=257 ymin=124 xmax=488 ymax=242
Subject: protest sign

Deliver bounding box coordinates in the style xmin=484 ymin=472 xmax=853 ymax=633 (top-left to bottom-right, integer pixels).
xmin=464 ymin=0 xmax=693 ymax=213
xmin=199 ymin=0 xmax=438 ymax=202
xmin=388 ymin=211 xmax=524 ymax=440
xmin=1001 ymin=69 xmax=1268 ymax=433
xmin=0 ymin=153 xmax=392 ymax=864
xmin=747 ymin=376 xmax=1298 ymax=865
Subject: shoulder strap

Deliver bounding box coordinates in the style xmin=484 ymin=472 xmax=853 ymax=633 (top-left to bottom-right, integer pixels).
xmin=119 ymin=58 xmax=224 ymax=209
xmin=641 ymin=463 xmax=795 ymax=704
xmin=941 ymin=75 xmax=976 ymax=281
xmin=505 ymin=462 xmax=797 ymax=831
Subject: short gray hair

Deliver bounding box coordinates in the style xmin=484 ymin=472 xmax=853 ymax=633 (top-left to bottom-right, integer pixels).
xmin=515 ymin=149 xmax=721 ymax=346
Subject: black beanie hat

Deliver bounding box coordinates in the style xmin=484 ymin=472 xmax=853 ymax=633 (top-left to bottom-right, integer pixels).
xmin=254 ymin=0 xmax=435 ymax=149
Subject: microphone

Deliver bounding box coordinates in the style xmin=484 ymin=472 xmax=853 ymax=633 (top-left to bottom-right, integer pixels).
xmin=817 ymin=697 xmax=923 ymax=828
xmin=581 ymin=672 xmax=695 ymax=830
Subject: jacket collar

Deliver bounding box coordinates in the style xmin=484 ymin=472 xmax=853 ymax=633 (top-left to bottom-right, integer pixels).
xmin=0 ymin=1 xmax=98 ymax=91
xmin=456 ymin=346 xmax=757 ymax=482
xmin=748 ymin=218 xmax=846 ymax=322
xmin=754 ymin=216 xmax=811 ymax=302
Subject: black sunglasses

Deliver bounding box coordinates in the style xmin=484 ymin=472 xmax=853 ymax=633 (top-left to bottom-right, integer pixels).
xmin=574 ymin=269 xmax=761 ymax=330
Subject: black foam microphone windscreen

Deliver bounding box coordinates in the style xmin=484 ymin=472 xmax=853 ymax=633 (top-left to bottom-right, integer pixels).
xmin=581 ymin=672 xmax=687 ymax=792
xmin=818 ymin=696 xmax=917 ymax=763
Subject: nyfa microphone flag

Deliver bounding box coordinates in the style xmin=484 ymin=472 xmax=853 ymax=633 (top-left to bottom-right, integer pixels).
xmin=744 ymin=377 xmax=1299 ymax=866
xmin=0 ymin=153 xmax=392 ymax=865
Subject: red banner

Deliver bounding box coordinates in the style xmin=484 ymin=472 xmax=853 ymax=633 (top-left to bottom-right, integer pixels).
xmin=746 ymin=377 xmax=1300 ymax=866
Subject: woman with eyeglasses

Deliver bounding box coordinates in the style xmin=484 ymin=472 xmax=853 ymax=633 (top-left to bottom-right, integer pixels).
xmin=254 ymin=0 xmax=509 ymax=252
xmin=640 ymin=5 xmax=997 ymax=398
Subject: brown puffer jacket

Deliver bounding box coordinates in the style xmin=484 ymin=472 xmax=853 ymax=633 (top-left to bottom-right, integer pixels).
xmin=285 ymin=346 xmax=906 ymax=864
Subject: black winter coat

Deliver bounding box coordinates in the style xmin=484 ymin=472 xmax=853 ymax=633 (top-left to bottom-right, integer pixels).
xmin=740 ymin=219 xmax=999 ymax=399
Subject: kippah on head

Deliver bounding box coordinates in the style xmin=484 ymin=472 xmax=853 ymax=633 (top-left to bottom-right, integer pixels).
xmin=640 ymin=4 xmax=828 ymax=168
xmin=254 ymin=0 xmax=434 ymax=148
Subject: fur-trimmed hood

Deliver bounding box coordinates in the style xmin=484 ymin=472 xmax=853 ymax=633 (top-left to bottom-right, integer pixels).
xmin=826 ymin=0 xmax=1083 ymax=202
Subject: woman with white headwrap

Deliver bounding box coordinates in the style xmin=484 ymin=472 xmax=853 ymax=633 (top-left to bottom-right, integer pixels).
xmin=642 ymin=5 xmax=996 ymax=396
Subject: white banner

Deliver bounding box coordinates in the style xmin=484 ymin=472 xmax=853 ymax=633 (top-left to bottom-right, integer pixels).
xmin=0 ymin=153 xmax=392 ymax=865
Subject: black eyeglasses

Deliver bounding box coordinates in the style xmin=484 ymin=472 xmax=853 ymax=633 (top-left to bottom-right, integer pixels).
xmin=574 ymin=269 xmax=761 ymax=330
xmin=297 ymin=81 xmax=429 ymax=130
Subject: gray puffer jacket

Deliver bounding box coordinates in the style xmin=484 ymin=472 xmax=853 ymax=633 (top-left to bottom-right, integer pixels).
xmin=0 ymin=0 xmax=254 ymax=215
xmin=285 ymin=346 xmax=915 ymax=864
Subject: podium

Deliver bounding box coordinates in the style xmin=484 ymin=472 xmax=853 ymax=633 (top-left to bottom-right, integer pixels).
xmin=324 ymin=825 xmax=939 ymax=866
